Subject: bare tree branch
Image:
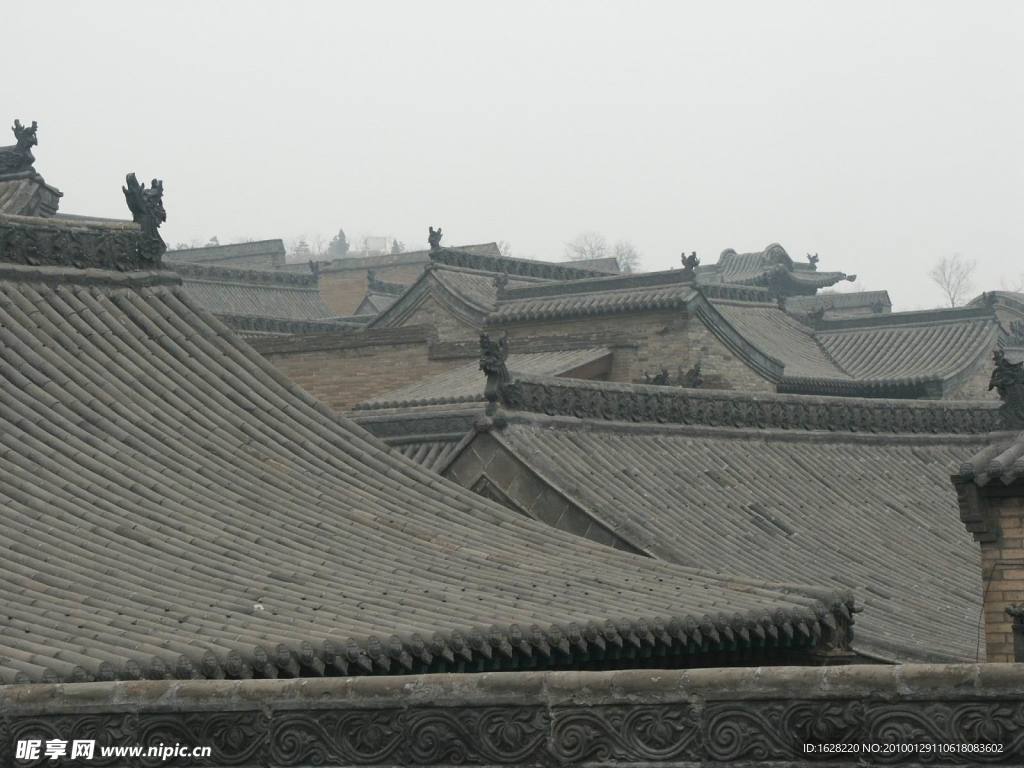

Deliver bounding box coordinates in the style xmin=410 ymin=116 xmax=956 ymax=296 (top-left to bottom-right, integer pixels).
xmin=612 ymin=240 xmax=641 ymax=273
xmin=564 ymin=231 xmax=608 ymax=261
xmin=928 ymin=254 xmax=976 ymax=307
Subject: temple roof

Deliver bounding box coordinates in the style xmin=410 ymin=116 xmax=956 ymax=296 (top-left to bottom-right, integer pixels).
xmin=696 ymin=243 xmax=855 ymax=297
xmin=446 ymin=372 xmax=1006 ymax=662
xmin=369 ymin=264 xmax=548 ymax=329
xmin=165 ymin=239 xmax=287 ymax=270
xmin=0 ymin=212 xmax=854 ymax=683
xmin=491 ymin=269 xmax=706 ymax=323
xmin=706 ymin=300 xmax=1001 ymax=397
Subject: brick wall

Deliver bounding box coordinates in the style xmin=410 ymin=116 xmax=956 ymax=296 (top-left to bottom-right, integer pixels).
xmin=254 ymin=328 xmax=460 ymax=411
xmin=496 ymin=310 xmax=776 ymax=391
xmin=319 ymin=263 xmax=425 ymax=316
xmin=977 ymin=494 xmax=1024 ymax=661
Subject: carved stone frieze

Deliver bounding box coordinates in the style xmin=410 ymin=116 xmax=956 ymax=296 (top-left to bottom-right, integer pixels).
xmin=4 ymin=698 xmax=1021 ymax=766
xmin=0 ymin=217 xmax=158 ymax=272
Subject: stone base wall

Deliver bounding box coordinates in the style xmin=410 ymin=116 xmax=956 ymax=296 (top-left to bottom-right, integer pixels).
xmin=2 ymin=664 xmax=1021 ymax=767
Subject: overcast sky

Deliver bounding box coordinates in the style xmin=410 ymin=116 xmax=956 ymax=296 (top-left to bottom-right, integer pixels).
xmin=4 ymin=1 xmax=1022 ymax=308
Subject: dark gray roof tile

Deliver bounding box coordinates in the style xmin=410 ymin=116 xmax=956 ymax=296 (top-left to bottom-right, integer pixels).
xmin=0 ymin=258 xmax=852 ymax=682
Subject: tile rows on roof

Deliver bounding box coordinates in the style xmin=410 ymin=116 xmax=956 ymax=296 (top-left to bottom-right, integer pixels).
xmin=702 ymin=299 xmax=1001 ymax=396
xmin=491 ymin=274 xmax=699 ymax=323
xmin=479 ymin=414 xmax=985 ymax=662
xmin=0 ymin=259 xmax=852 ymax=683
xmin=0 ymin=173 xmax=62 ymax=217
xmin=165 ymin=239 xmax=287 ymax=268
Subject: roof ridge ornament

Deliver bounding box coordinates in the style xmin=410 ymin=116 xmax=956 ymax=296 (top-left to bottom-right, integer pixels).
xmin=479 ymin=332 xmax=510 ymax=411
xmin=122 ymin=173 xmax=167 ymax=266
xmin=681 ymin=251 xmax=699 ymax=278
xmin=989 ymin=350 xmax=1024 ymax=428
xmin=807 ymin=252 xmax=819 ymax=268
xmin=0 ymin=118 xmax=38 ymax=175
xmin=428 ymin=226 xmax=443 ymax=250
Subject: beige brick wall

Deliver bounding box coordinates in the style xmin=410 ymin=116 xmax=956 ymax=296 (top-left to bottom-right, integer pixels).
xmin=263 ymin=341 xmax=460 ymax=411
xmin=497 ymin=310 xmax=776 ymax=391
xmin=979 ymin=495 xmax=1024 ymax=662
xmin=319 ymin=264 xmax=424 ymax=316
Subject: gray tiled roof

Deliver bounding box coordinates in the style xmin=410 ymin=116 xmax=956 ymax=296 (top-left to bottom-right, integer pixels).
xmin=0 ymin=174 xmax=62 ymax=217
xmin=476 ymin=374 xmax=996 ymax=662
xmin=165 ymin=239 xmax=287 ymax=269
xmin=697 ymin=244 xmax=853 ymax=294
xmin=707 ymin=300 xmax=1000 ymax=396
xmin=492 ymin=270 xmax=700 ymax=323
xmin=370 ymin=266 xmax=546 ymax=329
xmin=172 ymin=263 xmax=339 ymax=323
xmin=0 ymin=257 xmax=853 ymax=683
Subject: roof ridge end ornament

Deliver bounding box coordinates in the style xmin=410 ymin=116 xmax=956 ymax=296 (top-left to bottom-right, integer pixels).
xmin=428 ymin=226 xmax=443 ymax=250
xmin=480 ymin=332 xmax=510 ymax=413
xmin=989 ymin=349 xmax=1024 ymax=429
xmin=0 ymin=118 xmax=39 ymax=175
xmin=493 ymin=272 xmax=509 ymax=297
xmin=680 ymin=251 xmax=699 ymax=279
xmin=123 ymin=173 xmax=167 ymax=267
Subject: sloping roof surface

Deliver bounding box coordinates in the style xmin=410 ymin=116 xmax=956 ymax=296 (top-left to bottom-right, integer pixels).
xmin=0 ymin=261 xmax=850 ymax=683
xmin=816 ymin=315 xmax=996 ymax=382
xmin=482 ymin=376 xmax=994 ymax=662
xmin=710 ymin=301 xmax=849 ymax=381
xmin=165 ymin=239 xmax=287 ymax=269
xmin=697 ymin=244 xmax=852 ymax=295
xmin=706 ymin=300 xmax=999 ymax=395
xmin=0 ymin=174 xmax=62 ymax=217
xmin=356 ymin=348 xmax=613 ymax=409
xmin=173 ymin=263 xmax=338 ymax=322
xmin=369 ymin=266 xmax=544 ymax=329
xmin=493 ymin=270 xmax=700 ymax=323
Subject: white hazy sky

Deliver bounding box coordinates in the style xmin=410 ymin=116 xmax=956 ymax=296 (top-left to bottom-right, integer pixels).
xmin=3 ymin=1 xmax=1022 ymax=308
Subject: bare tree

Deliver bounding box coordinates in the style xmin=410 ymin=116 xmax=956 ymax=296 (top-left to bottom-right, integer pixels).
xmin=928 ymin=254 xmax=976 ymax=307
xmin=612 ymin=240 xmax=640 ymax=273
xmin=310 ymin=233 xmax=327 ymax=257
xmin=564 ymin=231 xmax=609 ymax=261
